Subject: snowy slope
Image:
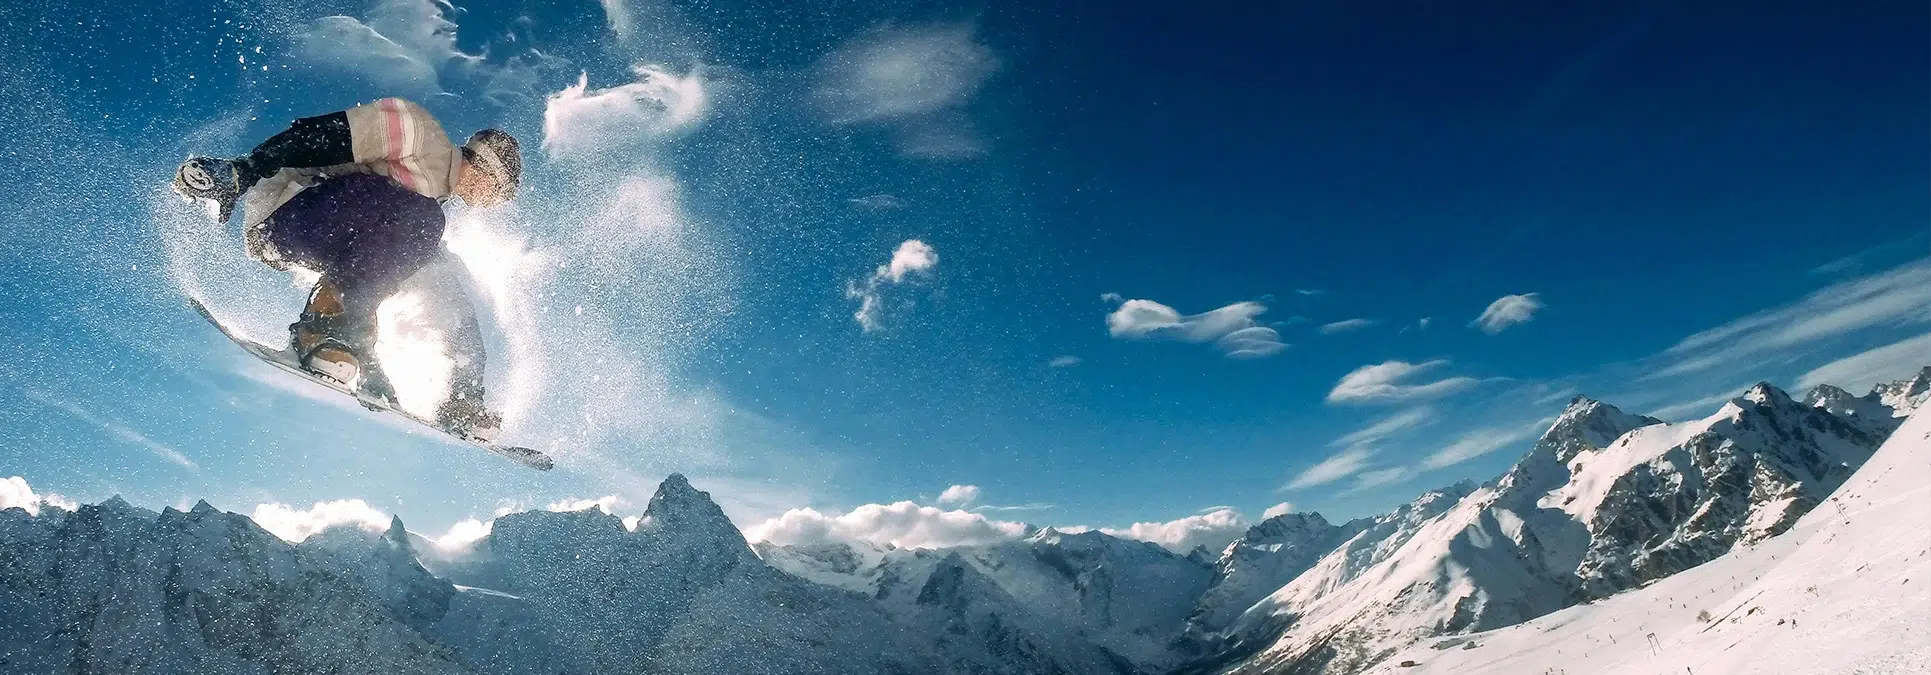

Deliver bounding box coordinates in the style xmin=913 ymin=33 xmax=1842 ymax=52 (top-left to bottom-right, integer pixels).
xmin=1202 ymin=375 xmax=1912 ymax=675
xmin=1374 ymin=404 xmax=1931 ymax=675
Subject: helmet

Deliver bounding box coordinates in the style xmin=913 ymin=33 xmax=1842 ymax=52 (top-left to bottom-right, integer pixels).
xmin=461 ymin=129 xmax=522 ymax=201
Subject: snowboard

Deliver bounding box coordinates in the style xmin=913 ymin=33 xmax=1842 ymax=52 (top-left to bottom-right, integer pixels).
xmin=190 ymin=299 xmax=554 ymax=471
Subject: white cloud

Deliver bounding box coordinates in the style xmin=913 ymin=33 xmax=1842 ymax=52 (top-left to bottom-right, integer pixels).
xmin=849 ymin=240 xmax=939 ymax=331
xmin=434 ymin=517 xmax=493 ymax=550
xmin=1106 ymin=299 xmax=1287 ymax=359
xmin=1220 ymin=327 xmax=1289 ymax=359
xmin=1284 ymin=445 xmax=1376 ymax=490
xmin=543 ymin=65 xmax=708 ymax=158
xmin=1100 ymin=507 xmax=1248 ymax=554
xmin=0 ymin=476 xmax=60 ymax=516
xmin=746 ymin=501 xmax=1026 ymax=550
xmin=1796 ymin=331 xmax=1931 ymax=394
xmin=1419 ymin=317 xmax=1432 ymax=330
xmin=292 ymin=0 xmax=560 ymax=102
xmin=547 ymin=495 xmax=625 ymax=514
xmin=1261 ymin=502 xmax=1296 ymax=519
xmin=1652 ymin=260 xmax=1931 ymax=380
xmin=41 ymin=493 xmax=78 ymax=512
xmin=295 ymin=15 xmax=443 ymax=94
xmin=1331 ymin=407 xmax=1436 ymax=447
xmin=1326 ymin=360 xmax=1479 ymax=405
xmin=971 ymin=503 xmax=1055 ymax=513
xmin=813 ymin=22 xmax=999 ymax=157
xmin=1419 ymin=418 xmax=1552 ymax=470
xmin=935 ymin=484 xmax=980 ymax=507
xmin=1470 ymin=293 xmax=1544 ymax=334
xmin=1320 ymin=318 xmax=1377 ymax=335
xmin=1101 ymin=292 xmax=1125 ymax=304
xmin=881 ymin=239 xmax=939 ymax=281
xmin=1048 ymin=355 xmax=1082 ymax=368
xmin=598 ymin=0 xmax=635 ymax=40
xmin=250 ymin=499 xmax=392 ymax=543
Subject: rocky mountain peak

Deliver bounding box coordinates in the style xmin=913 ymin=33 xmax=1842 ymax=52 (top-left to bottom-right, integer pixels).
xmin=1539 ymin=396 xmax=1659 ymax=465
xmin=1872 ymin=366 xmax=1931 ymax=416
xmin=1242 ymin=512 xmax=1333 ymax=546
xmin=1743 ymin=381 xmax=1795 ymax=407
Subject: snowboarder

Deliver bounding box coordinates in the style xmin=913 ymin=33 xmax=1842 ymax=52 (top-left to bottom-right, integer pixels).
xmin=171 ymin=97 xmax=521 ymax=441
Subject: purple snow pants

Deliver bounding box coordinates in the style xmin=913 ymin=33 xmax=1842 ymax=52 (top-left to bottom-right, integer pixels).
xmin=263 ymin=173 xmax=447 ymax=322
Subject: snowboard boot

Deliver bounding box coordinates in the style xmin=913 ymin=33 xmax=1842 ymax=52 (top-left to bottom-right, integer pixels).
xmin=436 ymin=386 xmax=503 ymax=443
xmin=290 ymin=280 xmax=394 ymax=406
xmin=171 ymin=156 xmax=248 ymax=223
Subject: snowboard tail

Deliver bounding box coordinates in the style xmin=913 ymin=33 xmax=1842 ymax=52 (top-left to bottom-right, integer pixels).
xmin=190 ymin=299 xmax=553 ymax=471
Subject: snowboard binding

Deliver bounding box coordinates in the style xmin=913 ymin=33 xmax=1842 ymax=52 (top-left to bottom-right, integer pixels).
xmin=290 ymin=280 xmax=394 ymax=409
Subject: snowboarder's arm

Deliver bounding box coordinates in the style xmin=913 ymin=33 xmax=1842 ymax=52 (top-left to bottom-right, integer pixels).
xmin=237 ymin=98 xmax=452 ymax=191
xmin=235 ymin=112 xmax=354 ymax=188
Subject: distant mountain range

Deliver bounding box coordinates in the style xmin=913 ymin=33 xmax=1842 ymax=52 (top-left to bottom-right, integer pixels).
xmin=3 ymin=368 xmax=1927 ymax=674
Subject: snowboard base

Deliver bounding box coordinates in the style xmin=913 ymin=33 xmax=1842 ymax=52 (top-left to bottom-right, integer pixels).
xmin=190 ymin=299 xmax=553 ymax=471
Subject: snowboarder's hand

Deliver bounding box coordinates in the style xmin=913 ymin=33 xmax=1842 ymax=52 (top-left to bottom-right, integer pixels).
xmin=172 ymin=156 xmax=247 ymax=223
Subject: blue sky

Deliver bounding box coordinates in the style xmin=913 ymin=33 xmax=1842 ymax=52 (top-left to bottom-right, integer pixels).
xmin=0 ymin=0 xmax=1926 ymax=552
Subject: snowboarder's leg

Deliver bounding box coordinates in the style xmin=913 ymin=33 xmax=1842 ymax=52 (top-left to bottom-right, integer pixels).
xmin=266 ymin=175 xmax=448 ymax=403
xmin=396 ymin=254 xmax=501 ymax=441
xmin=289 ymin=277 xmax=394 ymax=403
xmin=434 ymin=294 xmax=500 ymax=440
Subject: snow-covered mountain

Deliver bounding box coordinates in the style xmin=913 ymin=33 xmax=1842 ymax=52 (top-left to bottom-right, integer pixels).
xmin=1189 ymin=374 xmax=1923 ymax=675
xmin=0 ymin=498 xmax=470 ymax=674
xmin=755 ymin=525 xmax=1213 ymax=671
xmin=1184 ymin=513 xmax=1356 ymax=640
xmin=3 ymin=370 xmax=1926 ymax=674
xmin=1374 ymin=393 xmax=1931 ymax=674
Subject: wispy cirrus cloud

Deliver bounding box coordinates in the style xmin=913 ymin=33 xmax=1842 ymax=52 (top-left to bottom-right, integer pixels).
xmin=813 ymin=22 xmax=1000 ymax=158
xmin=848 ymin=194 xmax=904 ymax=210
xmin=1048 ymin=355 xmax=1082 ymax=368
xmin=23 ymin=390 xmax=199 ymax=471
xmin=1651 ymin=260 xmax=1931 ymax=381
xmin=1326 ymin=360 xmax=1479 ymax=405
xmin=1332 ymin=407 xmax=1436 ymax=447
xmin=1420 ymin=418 xmax=1552 ymax=470
xmin=1795 ymin=332 xmax=1931 ymax=393
xmin=1104 ymin=297 xmax=1286 ymax=359
xmin=1283 ymin=444 xmax=1376 ymax=491
xmin=1320 ymin=318 xmax=1378 ymax=335
xmin=848 ymin=240 xmax=939 ymax=331
xmin=1470 ymin=293 xmax=1544 ymax=334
